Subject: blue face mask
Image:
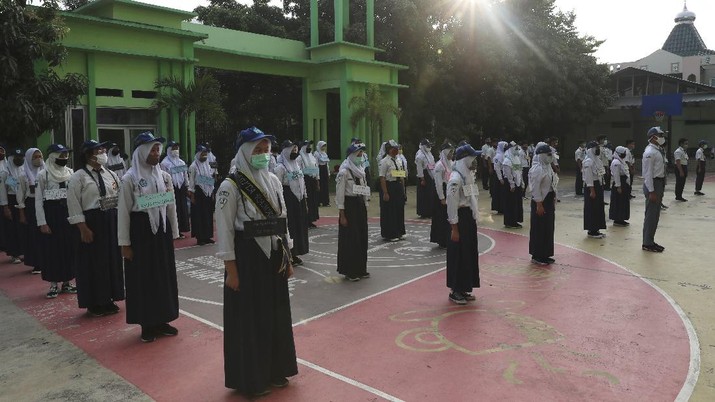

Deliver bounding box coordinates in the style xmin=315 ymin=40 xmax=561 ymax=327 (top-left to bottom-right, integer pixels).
xmin=350 ymin=154 xmax=364 ymax=167
xmin=250 ymin=153 xmax=270 ymax=170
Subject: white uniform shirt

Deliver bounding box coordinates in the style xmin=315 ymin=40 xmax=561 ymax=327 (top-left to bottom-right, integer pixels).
xmin=695 ymin=148 xmax=705 ymax=162
xmin=502 ymin=158 xmax=523 ymax=188
xmin=519 ymin=148 xmax=530 ymax=168
xmin=0 ymin=168 xmax=24 ymax=204
xmin=35 ymin=169 xmax=73 ymax=226
xmin=160 ymin=156 xmax=188 ymax=189
xmin=397 ymin=154 xmax=409 ymax=176
xmin=610 ymin=159 xmax=629 ymax=187
xmin=446 ymin=170 xmax=478 ymax=224
xmin=67 ymin=165 xmax=121 ymax=224
xmin=117 ymin=171 xmax=179 ymax=246
xmin=214 ymin=174 xmax=292 ymax=261
xmin=624 ymin=148 xmax=635 ymax=165
xmin=415 ymin=149 xmax=435 ymax=179
xmin=674 ymin=147 xmax=689 ymax=166
xmin=335 ymin=168 xmax=369 ymax=209
xmin=107 ymin=153 xmax=127 ymax=177
xmin=574 ymin=147 xmax=585 ymax=162
xmin=379 ymin=156 xmax=406 ymax=182
xmin=433 ymin=159 xmax=453 ymax=200
xmin=642 ymin=144 xmax=666 ymax=192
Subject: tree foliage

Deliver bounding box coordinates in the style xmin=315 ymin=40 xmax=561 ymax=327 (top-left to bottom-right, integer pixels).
xmin=0 ymin=0 xmax=88 ymax=146
xmin=349 ymin=83 xmax=401 ymax=156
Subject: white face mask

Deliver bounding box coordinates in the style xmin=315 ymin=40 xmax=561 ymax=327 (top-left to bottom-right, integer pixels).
xmin=95 ymin=153 xmax=108 ymax=166
xmin=170 ymin=150 xmax=180 ymax=158
xmin=657 ymin=137 xmax=666 ymax=146
xmin=425 ymin=147 xmax=432 ymax=153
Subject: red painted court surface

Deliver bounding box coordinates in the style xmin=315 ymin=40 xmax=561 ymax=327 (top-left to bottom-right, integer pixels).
xmin=0 ymin=227 xmax=696 ymax=401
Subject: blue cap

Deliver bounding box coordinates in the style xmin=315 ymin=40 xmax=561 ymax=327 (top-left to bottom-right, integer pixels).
xmin=441 ymin=141 xmax=455 ymax=150
xmin=535 ymin=144 xmax=552 ymax=155
xmin=196 ymin=144 xmax=209 ymax=153
xmin=647 ymin=127 xmax=665 ymax=138
xmin=281 ymin=140 xmax=295 ymax=149
xmin=236 ymin=127 xmax=274 ymax=150
xmin=47 ymin=144 xmax=72 ymax=154
xmin=699 ymin=140 xmax=708 ymax=147
xmin=420 ymin=139 xmax=433 ymax=147
xmin=455 ymin=144 xmax=479 ymax=160
xmin=134 ymin=132 xmax=165 ymax=149
xmin=167 ymin=140 xmax=179 ymax=148
xmin=346 ymin=143 xmax=366 ymax=157
xmin=81 ymin=140 xmax=109 ymax=153
xmin=10 ymin=148 xmax=23 ymax=157
xmin=351 ymin=137 xmax=362 ymax=144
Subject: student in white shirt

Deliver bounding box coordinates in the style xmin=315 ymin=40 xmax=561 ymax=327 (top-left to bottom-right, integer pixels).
xmin=574 ymin=141 xmax=586 ymax=196
xmin=609 ymin=146 xmax=631 ymax=226
xmin=642 ymin=127 xmax=667 ymax=252
xmin=336 ymin=143 xmax=370 ymax=281
xmin=379 ymin=140 xmax=406 ymax=241
xmin=314 ymin=140 xmax=331 ymax=207
xmin=415 ymin=139 xmax=436 ymax=218
xmin=529 ymin=144 xmax=557 ymax=265
xmin=160 ymin=141 xmax=190 ymax=235
xmin=430 ymin=141 xmax=454 ymax=249
xmin=673 ymin=138 xmax=689 ymax=201
xmin=502 ymin=143 xmax=524 ymax=228
xmin=480 ymin=137 xmax=492 ymax=190
xmin=582 ymin=141 xmax=606 ymax=239
xmin=694 ymin=140 xmax=708 ymax=196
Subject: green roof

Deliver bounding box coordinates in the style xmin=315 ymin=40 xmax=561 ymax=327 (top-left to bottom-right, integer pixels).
xmin=74 ymin=0 xmax=196 ymax=18
xmin=662 ymin=23 xmax=715 ymax=57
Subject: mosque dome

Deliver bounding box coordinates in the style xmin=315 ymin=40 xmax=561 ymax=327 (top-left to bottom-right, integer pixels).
xmin=675 ymin=3 xmax=696 ymax=24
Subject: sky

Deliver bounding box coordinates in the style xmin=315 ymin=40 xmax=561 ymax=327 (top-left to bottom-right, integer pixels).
xmin=63 ymin=0 xmax=715 ymax=64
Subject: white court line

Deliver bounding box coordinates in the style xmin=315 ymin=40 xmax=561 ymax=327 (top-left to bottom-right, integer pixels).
xmin=179 ymin=295 xmax=223 ymax=306
xmin=296 ymin=265 xmax=327 ymax=278
xmin=484 ymin=226 xmax=700 ymax=401
xmin=180 ymin=309 xmax=223 ymax=331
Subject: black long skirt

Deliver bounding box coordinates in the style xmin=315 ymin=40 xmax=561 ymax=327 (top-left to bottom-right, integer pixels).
xmin=0 ymin=198 xmax=6 ymax=252
xmin=522 ymin=167 xmax=530 ymax=191
xmin=430 ymin=183 xmax=449 ymax=248
xmin=337 ymin=196 xmax=368 ymax=278
xmin=603 ymin=168 xmax=612 ymax=190
xmin=491 ymin=174 xmax=504 ymax=213
xmin=575 ymin=171 xmax=584 ymax=195
xmin=191 ymin=187 xmax=214 ymax=242
xmin=380 ymin=180 xmax=406 ymax=240
xmin=4 ymin=194 xmax=24 ymax=258
xmin=304 ymin=176 xmax=320 ymax=223
xmin=318 ymin=165 xmax=330 ymax=206
xmin=284 ymin=187 xmax=309 ymax=256
xmin=609 ymin=175 xmax=631 ymax=222
xmin=124 ymin=212 xmax=178 ymax=326
xmin=175 ymin=185 xmax=190 ymax=233
xmin=22 ymin=199 xmax=40 ymax=269
xmin=39 ymin=200 xmax=75 ymax=283
xmin=416 ymin=169 xmax=435 ymax=218
xmin=75 ymin=209 xmax=124 ymax=308
xmin=224 ymin=233 xmax=298 ymax=393
xmin=503 ymin=186 xmax=523 ymax=226
xmin=584 ymin=181 xmax=607 ymax=232
xmin=529 ymin=192 xmax=555 ymax=260
xmin=446 ymin=207 xmax=480 ymax=292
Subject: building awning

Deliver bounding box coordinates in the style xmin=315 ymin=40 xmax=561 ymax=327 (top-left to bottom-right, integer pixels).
xmin=611 ymin=92 xmax=715 ymax=109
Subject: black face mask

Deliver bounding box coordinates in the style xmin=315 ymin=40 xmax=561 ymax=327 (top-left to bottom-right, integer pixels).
xmin=594 ymin=148 xmax=601 ymax=156
xmin=55 ymin=158 xmax=69 ymax=167
xmin=0 ymin=155 xmax=4 ymax=161
xmin=199 ymin=157 xmax=208 ymax=163
xmin=111 ymin=149 xmax=120 ymax=156
xmin=13 ymin=158 xmax=24 ymax=167
xmin=290 ymin=152 xmax=299 ymax=160
xmin=306 ymin=147 xmax=312 ymax=153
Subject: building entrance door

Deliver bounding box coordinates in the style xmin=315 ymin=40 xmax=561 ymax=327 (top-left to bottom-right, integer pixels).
xmin=98 ymin=126 xmax=157 ymax=157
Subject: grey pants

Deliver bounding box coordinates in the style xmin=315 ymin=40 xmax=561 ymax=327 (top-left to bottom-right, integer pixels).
xmin=642 ymin=178 xmax=665 ymax=246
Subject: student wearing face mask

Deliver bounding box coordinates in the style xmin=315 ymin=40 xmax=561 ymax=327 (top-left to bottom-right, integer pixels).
xmin=431 ymin=141 xmax=455 ymax=249
xmin=694 ymin=140 xmax=708 ymax=196
xmin=274 ymin=140 xmax=309 ymax=265
xmin=582 ymin=141 xmax=607 ymax=239
xmin=673 ymin=138 xmax=689 ymax=202
xmin=529 ymin=144 xmax=557 ymax=265
xmin=492 ymin=141 xmax=507 ymax=214
xmin=336 ymin=143 xmax=370 ymax=281
xmin=118 ymin=133 xmax=179 ymax=343
xmin=642 ymin=127 xmax=667 ymax=252
xmin=574 ymin=141 xmax=586 ymax=196
xmin=215 ymin=128 xmax=297 ymax=396
xmin=597 ymin=136 xmax=612 ymax=192
xmin=67 ymin=140 xmax=124 ymax=316
xmin=0 ymin=149 xmax=27 ymax=264
xmin=609 ymin=146 xmax=631 ymax=226
xmin=502 ymin=142 xmax=524 ymax=229
xmin=188 ymin=144 xmax=215 ymax=246
xmin=299 ymin=140 xmax=320 ymax=228
xmin=35 ymin=144 xmax=76 ymax=298
xmin=107 ymin=143 xmax=128 ymax=178
xmin=625 ymin=140 xmax=636 ymax=198
xmin=16 ymin=148 xmax=45 ymax=274
xmin=379 ymin=140 xmax=407 ymax=242
xmin=415 ymin=138 xmax=436 ymax=219
xmin=446 ymin=143 xmax=480 ymax=305
xmin=160 ymin=141 xmax=190 ymax=237
xmin=314 ymin=141 xmax=331 ymax=207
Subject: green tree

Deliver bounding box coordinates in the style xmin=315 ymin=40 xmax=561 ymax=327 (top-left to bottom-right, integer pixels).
xmin=153 ymin=72 xmax=227 ymax=159
xmin=61 ymin=0 xmax=89 ymax=10
xmin=0 ymin=0 xmax=88 ymax=146
xmin=349 ymin=84 xmax=401 ymax=159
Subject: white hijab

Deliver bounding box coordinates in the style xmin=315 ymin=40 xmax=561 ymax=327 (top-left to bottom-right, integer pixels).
xmin=613 ymin=146 xmax=630 ymax=180
xmin=529 ymin=151 xmax=555 ymax=191
xmin=300 ymin=143 xmax=318 ymax=169
xmin=339 ymin=149 xmax=367 ymax=182
xmin=23 ymin=148 xmax=44 ymax=187
xmin=280 ymin=145 xmax=306 ymax=199
xmin=125 ymin=142 xmax=167 ymax=235
xmin=377 ymin=141 xmax=387 ymax=164
xmin=494 ymin=141 xmax=508 ymax=164
xmin=315 ymin=141 xmax=329 ymax=164
xmin=160 ymin=147 xmax=187 ymax=188
xmin=438 ymin=147 xmax=453 ymax=182
xmin=43 ymin=152 xmax=73 ymax=183
xmin=503 ymin=145 xmax=521 ymax=171
xmin=234 ymin=139 xmax=280 ymax=258
xmin=455 ymin=154 xmax=479 ymax=221
xmin=416 ymin=144 xmax=435 ymax=166
xmin=191 ymin=150 xmax=214 ymax=196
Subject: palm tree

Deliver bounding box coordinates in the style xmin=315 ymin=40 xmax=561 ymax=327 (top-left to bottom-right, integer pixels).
xmin=349 ymin=84 xmax=401 ymax=159
xmin=153 ymin=72 xmax=226 ymax=157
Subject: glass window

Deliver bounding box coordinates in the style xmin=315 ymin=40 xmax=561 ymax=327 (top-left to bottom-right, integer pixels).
xmin=671 ymin=62 xmax=680 ymax=73
xmin=96 ymin=108 xmax=156 ymax=125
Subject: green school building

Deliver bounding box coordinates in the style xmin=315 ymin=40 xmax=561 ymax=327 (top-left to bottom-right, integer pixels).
xmin=46 ymin=0 xmax=406 ymax=161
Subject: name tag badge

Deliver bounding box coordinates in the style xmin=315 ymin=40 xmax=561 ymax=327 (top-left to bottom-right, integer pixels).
xmin=242 ymin=217 xmax=287 ymax=238
xmin=463 ymin=184 xmax=478 ymax=197
xmin=137 ymin=191 xmax=175 ymax=210
xmin=303 ymin=167 xmax=319 ymax=177
xmin=391 ymin=170 xmax=406 ymax=178
xmin=427 ymin=163 xmax=436 ymax=170
xmin=196 ymin=175 xmax=214 ymax=186
xmin=44 ymin=188 xmax=68 ymax=201
xmin=352 ymin=184 xmax=371 ymax=196
xmin=29 ymin=184 xmax=36 ymax=195
xmin=99 ymin=195 xmax=119 ymax=211
xmin=288 ymin=171 xmax=303 ymax=181
xmin=170 ymin=165 xmax=188 ymax=175
xmin=6 ymin=176 xmax=18 ymax=188
xmin=319 ymin=156 xmax=330 ymax=163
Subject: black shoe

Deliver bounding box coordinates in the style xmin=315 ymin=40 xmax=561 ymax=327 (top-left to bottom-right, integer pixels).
xmin=545 ymin=257 xmax=555 ymax=263
xmin=449 ymin=292 xmax=467 ymax=305
xmin=103 ymin=302 xmax=120 ymax=314
xmin=675 ymin=197 xmax=688 ymax=202
xmin=87 ymin=306 xmax=105 ymax=317
xmin=642 ymin=245 xmax=663 ymax=253
xmin=613 ymin=221 xmax=629 ymax=227
xmin=653 ymin=243 xmax=665 ymax=251
xmin=252 ymin=389 xmax=271 ymax=397
xmin=141 ymin=326 xmax=157 ymax=343
xmin=270 ymin=377 xmax=289 ymax=388
xmin=206 ymin=239 xmax=215 ymax=244
xmin=629 ymin=195 xmax=636 ymax=199
xmin=461 ymin=292 xmax=476 ymax=301
xmin=695 ymin=191 xmax=705 ymax=196
xmin=660 ymin=204 xmax=668 ymax=210
xmin=156 ymin=323 xmax=178 ymax=336
xmin=345 ymin=276 xmax=360 ymax=282
xmin=361 ymin=272 xmax=371 ymax=279
xmin=308 ymin=223 xmax=317 ymax=228
xmin=292 ymin=256 xmax=303 ymax=266
xmin=531 ymin=258 xmax=549 ymax=266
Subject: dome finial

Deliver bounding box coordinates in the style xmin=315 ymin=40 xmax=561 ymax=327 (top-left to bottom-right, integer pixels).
xmin=675 ymin=1 xmax=696 ymax=24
